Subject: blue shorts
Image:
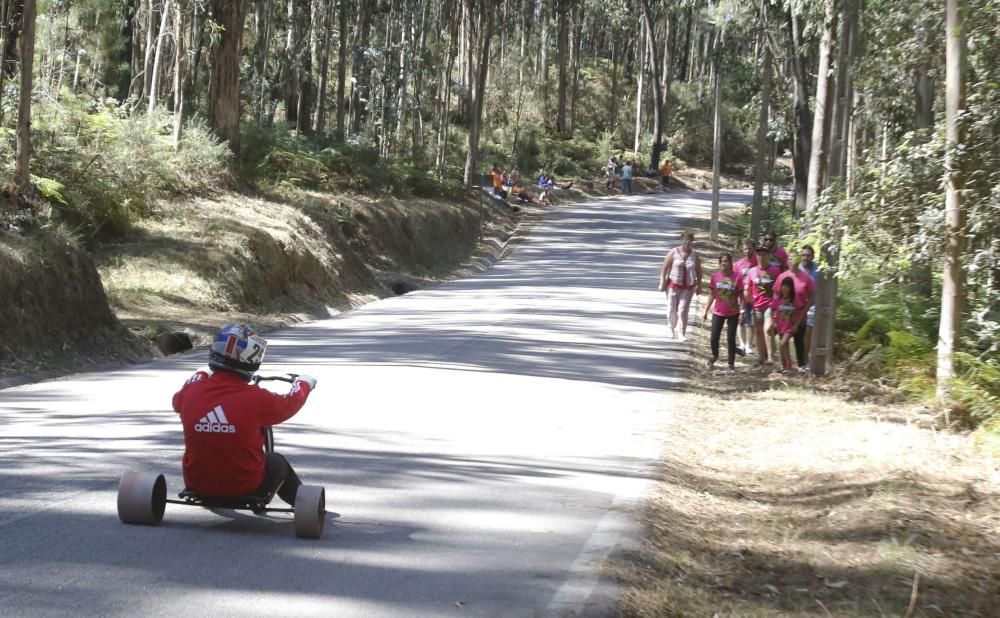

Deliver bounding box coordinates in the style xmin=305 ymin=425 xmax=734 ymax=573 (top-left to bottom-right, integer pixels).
xmin=806 ymin=305 xmax=816 ymax=328
xmin=743 ymin=304 xmax=754 ymax=326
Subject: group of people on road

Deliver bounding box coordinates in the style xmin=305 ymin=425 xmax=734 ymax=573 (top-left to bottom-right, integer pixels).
xmin=658 ymin=230 xmax=820 ymax=375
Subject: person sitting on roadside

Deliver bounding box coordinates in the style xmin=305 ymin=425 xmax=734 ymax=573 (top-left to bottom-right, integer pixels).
xmin=702 ymin=252 xmax=743 ymax=374
xmin=508 ymin=166 xmax=521 ymax=189
xmin=745 ymin=245 xmax=781 ymax=366
xmin=538 ymin=172 xmax=573 ymax=191
xmin=513 ymin=184 xmax=535 ymax=204
xmin=538 ymin=185 xmax=553 ymax=205
xmin=491 ymin=165 xmax=508 ymax=199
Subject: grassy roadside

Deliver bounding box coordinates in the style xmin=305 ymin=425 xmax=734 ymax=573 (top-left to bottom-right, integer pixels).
xmin=613 ymin=211 xmax=1000 ymax=617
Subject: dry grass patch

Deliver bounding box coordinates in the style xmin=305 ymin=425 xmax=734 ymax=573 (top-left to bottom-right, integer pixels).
xmin=616 ymin=388 xmax=1000 ymax=617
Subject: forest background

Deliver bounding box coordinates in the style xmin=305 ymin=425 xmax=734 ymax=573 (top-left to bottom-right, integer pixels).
xmin=0 ymin=0 xmax=997 ymax=434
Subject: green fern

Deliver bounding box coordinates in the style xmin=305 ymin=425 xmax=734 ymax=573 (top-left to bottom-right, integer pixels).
xmin=885 ymin=330 xmax=933 ymax=371
xmin=849 ymin=317 xmax=892 ymax=351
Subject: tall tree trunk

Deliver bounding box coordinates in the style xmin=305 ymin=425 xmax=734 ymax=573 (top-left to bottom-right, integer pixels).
xmin=937 ymin=0 xmax=967 ymax=403
xmin=538 ymin=0 xmax=548 ymax=107
xmin=633 ymin=23 xmax=645 ymax=154
xmin=294 ymin=0 xmax=314 ymax=133
xmin=788 ymin=5 xmax=812 ymax=214
xmin=348 ymin=4 xmax=371 ymax=133
xmin=172 ymin=0 xmax=186 ymax=149
xmin=142 ymin=0 xmax=157 ymax=99
xmin=334 ymin=0 xmax=348 ymax=141
xmin=14 ymin=0 xmax=35 ymax=192
xmin=828 ymin=0 xmax=856 ymax=180
xmin=751 ymin=42 xmax=771 ymax=243
xmin=568 ymin=2 xmax=582 ymax=133
xmin=640 ymin=0 xmax=664 ymax=168
xmin=709 ymin=35 xmax=722 ymax=241
xmin=435 ymin=1 xmax=458 ymax=178
xmin=148 ymin=0 xmax=172 ymax=114
xmin=208 ymin=0 xmax=247 ymax=158
xmin=554 ymin=0 xmax=568 ymax=133
xmin=804 ymin=0 xmax=837 ymax=213
xmin=463 ymin=0 xmax=493 ymax=186
xmin=313 ymin=0 xmax=333 ymax=133
xmin=607 ymin=39 xmax=618 ymax=134
xmin=914 ymin=18 xmax=934 ymax=132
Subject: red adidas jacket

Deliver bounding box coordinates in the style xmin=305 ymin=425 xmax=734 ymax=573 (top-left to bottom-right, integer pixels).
xmin=172 ymin=370 xmax=312 ymax=497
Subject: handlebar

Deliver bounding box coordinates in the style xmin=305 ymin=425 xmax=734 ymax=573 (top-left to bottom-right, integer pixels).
xmin=250 ymin=374 xmax=301 ymax=454
xmin=252 ymin=373 xmax=299 ymax=385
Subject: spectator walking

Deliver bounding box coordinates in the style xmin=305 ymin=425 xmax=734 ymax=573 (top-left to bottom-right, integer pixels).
xmin=772 ymin=278 xmax=804 ymax=373
xmin=761 ymin=230 xmax=789 ymax=271
xmin=733 ymin=238 xmax=757 ymax=356
xmin=774 ymin=249 xmax=817 ymax=373
xmin=658 ymin=230 xmax=703 ymax=341
xmin=621 ymin=160 xmax=634 ymax=194
xmin=703 ymin=252 xmax=743 ymax=373
xmin=800 ymin=244 xmax=820 ymax=362
xmin=745 ymin=245 xmax=781 ymax=365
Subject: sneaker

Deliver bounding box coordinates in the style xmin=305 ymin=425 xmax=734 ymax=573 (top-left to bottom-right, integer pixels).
xmin=677 ymin=332 xmax=687 ymax=342
xmin=727 ymin=366 xmax=736 ymax=375
xmin=668 ymin=327 xmax=676 ymax=340
xmin=705 ymin=358 xmax=717 ymax=369
xmin=797 ymin=366 xmax=808 ymax=374
xmin=736 ymin=346 xmax=747 ymax=357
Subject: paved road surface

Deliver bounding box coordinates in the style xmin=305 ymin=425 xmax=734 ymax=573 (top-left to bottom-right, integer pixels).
xmin=0 ymin=189 xmax=748 ymax=617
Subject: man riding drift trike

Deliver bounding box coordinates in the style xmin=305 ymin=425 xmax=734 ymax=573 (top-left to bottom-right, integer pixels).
xmin=117 ymin=323 xmax=327 ymax=539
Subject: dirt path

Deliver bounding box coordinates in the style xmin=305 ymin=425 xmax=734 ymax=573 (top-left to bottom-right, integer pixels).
xmin=616 ymin=296 xmax=1000 ymax=616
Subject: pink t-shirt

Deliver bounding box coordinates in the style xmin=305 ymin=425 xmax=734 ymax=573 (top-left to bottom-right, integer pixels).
xmin=774 ymin=269 xmax=817 ymax=309
xmin=772 ymin=297 xmax=801 ymax=334
xmin=746 ymin=264 xmax=781 ymax=310
xmin=734 ymin=255 xmax=757 ymax=283
xmin=767 ymin=246 xmax=790 ymax=272
xmin=709 ymin=270 xmax=743 ymax=317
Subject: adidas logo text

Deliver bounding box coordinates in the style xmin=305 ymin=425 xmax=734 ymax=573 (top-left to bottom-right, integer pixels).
xmin=194 ymin=405 xmax=236 ymax=433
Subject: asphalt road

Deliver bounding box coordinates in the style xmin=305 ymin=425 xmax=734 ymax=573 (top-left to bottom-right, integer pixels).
xmin=0 ymin=189 xmax=748 ymax=617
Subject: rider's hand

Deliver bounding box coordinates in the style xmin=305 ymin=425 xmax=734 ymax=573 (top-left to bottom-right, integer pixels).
xmin=295 ymin=375 xmax=318 ymax=392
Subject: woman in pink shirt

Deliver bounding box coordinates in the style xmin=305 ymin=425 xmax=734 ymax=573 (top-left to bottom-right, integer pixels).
xmin=744 ymin=246 xmax=781 ymax=366
xmin=658 ymin=230 xmax=703 ymax=341
xmin=772 ymin=278 xmax=803 ymax=373
xmin=702 ymin=252 xmax=743 ymax=373
xmin=733 ymin=238 xmax=757 ymax=356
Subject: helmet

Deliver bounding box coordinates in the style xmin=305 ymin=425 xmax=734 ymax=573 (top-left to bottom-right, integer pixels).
xmin=208 ymin=323 xmax=267 ymax=379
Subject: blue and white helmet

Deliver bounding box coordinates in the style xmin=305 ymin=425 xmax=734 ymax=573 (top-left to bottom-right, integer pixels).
xmin=208 ymin=323 xmax=267 ymax=379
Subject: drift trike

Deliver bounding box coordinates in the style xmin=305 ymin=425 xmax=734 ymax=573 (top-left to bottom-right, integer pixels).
xmin=116 ymin=374 xmax=326 ymax=539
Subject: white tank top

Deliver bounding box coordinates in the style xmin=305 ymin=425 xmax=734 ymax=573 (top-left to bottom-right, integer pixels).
xmin=668 ymin=247 xmax=697 ymax=288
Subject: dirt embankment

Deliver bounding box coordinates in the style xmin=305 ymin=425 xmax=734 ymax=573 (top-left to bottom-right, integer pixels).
xmin=0 ymin=186 xmax=522 ymax=383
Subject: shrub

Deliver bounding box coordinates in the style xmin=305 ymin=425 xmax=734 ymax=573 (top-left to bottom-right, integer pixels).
xmin=21 ymin=95 xmax=230 ymax=240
